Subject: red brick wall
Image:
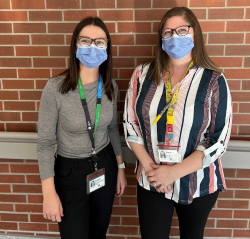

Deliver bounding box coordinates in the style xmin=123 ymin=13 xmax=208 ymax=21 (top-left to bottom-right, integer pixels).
xmin=0 ymin=0 xmax=250 ymax=238
xmin=0 ymin=160 xmax=250 ymax=238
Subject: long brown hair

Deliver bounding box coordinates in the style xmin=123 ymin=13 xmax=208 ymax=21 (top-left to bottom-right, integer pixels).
xmin=58 ymin=17 xmax=114 ymax=100
xmin=152 ymin=7 xmax=222 ymax=85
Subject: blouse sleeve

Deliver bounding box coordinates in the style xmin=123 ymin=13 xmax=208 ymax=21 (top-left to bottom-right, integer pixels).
xmin=123 ymin=66 xmax=144 ymax=149
xmin=196 ymin=74 xmax=233 ymax=168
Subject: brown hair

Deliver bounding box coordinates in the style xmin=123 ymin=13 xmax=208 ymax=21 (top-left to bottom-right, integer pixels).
xmin=152 ymin=7 xmax=222 ymax=85
xmin=57 ymin=17 xmax=114 ymax=100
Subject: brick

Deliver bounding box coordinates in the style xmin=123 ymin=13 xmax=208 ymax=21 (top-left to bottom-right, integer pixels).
xmin=153 ymin=0 xmax=187 ymax=7
xmin=121 ymin=197 xmax=137 ymax=205
xmin=35 ymin=80 xmax=47 ymax=90
xmin=125 ymin=166 xmax=135 ymax=175
xmin=112 ymin=206 xmax=137 ymax=216
xmin=209 ymin=33 xmax=244 ymax=44
xmin=19 ymin=69 xmax=50 ymax=79
xmin=0 ymin=123 xmax=4 ymax=131
xmin=0 ymin=91 xmax=19 ymax=100
xmin=120 ymin=46 xmax=152 ymax=56
xmin=2 ymin=80 xmax=34 ymax=90
xmin=231 ymin=125 xmax=237 ymax=135
xmin=239 ymin=103 xmax=250 ymax=113
xmin=136 ymin=34 xmax=157 ymax=45
xmin=226 ymin=179 xmax=250 ymax=189
xmin=113 ymin=58 xmax=134 ymax=68
xmin=227 ymin=21 xmax=250 ymax=32
xmin=106 ymin=23 xmax=116 ymax=34
xmin=0 ymin=165 xmax=9 ymax=172
xmin=237 ymin=169 xmax=250 ymax=178
xmin=228 ymin=0 xmax=250 ymax=6
xmin=244 ymin=57 xmax=250 ymax=67
xmin=49 ymin=224 xmax=59 ymax=232
xmin=29 ymin=11 xmax=62 ymax=21
xmin=0 ymin=184 xmax=11 ymax=193
xmin=11 ymin=164 xmax=39 ymax=173
xmin=0 ymin=11 xmax=27 ymax=21
xmin=4 ymin=101 xmax=36 ymax=111
xmin=120 ymin=69 xmax=134 ymax=79
xmin=0 ymin=23 xmax=12 ymax=33
xmin=227 ymin=80 xmax=241 ymax=90
xmin=14 ymin=23 xmax=46 ymax=33
xmin=126 ymin=177 xmax=137 ymax=186
xmin=46 ymin=0 xmax=80 ymax=9
xmin=217 ymin=200 xmax=249 ymax=209
xmin=235 ymin=190 xmax=250 ymax=199
xmin=232 ymin=114 xmax=250 ymax=124
xmin=242 ymin=80 xmax=250 ymax=90
xmin=204 ymin=228 xmax=232 ymax=237
xmin=190 ymin=0 xmax=225 ymax=7
xmin=111 ymin=35 xmax=134 ymax=46
xmin=32 ymin=35 xmax=64 ymax=45
xmin=225 ymin=69 xmax=250 ymax=79
xmin=208 ymin=209 xmax=232 ymax=218
xmin=0 ymin=204 xmax=13 ymax=211
xmin=13 ymin=185 xmax=42 ymax=193
xmin=200 ymin=21 xmax=225 ymax=32
xmin=234 ymin=210 xmax=250 ymax=219
xmin=1 ymin=213 xmax=28 ymax=222
xmin=234 ymin=229 xmax=250 ymax=237
xmin=22 ymin=112 xmax=39 ymax=122
xmin=0 ymin=35 xmax=30 ymax=45
xmin=118 ymin=22 xmax=151 ymax=33
xmin=52 ymin=69 xmax=66 ymax=77
xmin=205 ymin=45 xmax=224 ymax=56
xmin=224 ymin=169 xmax=236 ymax=178
xmin=109 ymin=217 xmax=120 ymax=225
xmin=226 ymin=45 xmax=250 ymax=56
xmin=0 ymin=58 xmax=31 ymax=67
xmin=137 ymin=57 xmax=155 ymax=65
xmin=0 ymin=69 xmax=16 ymax=78
xmin=16 ymin=46 xmax=48 ymax=57
xmin=217 ymin=219 xmax=247 ymax=228
xmin=0 ymin=0 xmax=10 ymax=9
xmin=50 ymin=46 xmax=69 ymax=57
xmin=64 ymin=10 xmax=97 ymax=21
xmin=121 ymin=216 xmax=139 ymax=226
xmin=218 ymin=190 xmax=234 ymax=198
xmin=0 ymin=102 xmax=3 ymax=111
xmin=233 ymin=103 xmax=238 ymax=113
xmin=108 ymin=226 xmax=138 ymax=235
xmin=213 ymin=57 xmax=243 ymax=68
xmin=135 ymin=9 xmax=168 ymax=21
xmin=19 ymin=223 xmax=47 ymax=232
xmin=239 ymin=126 xmax=250 ymax=135
xmin=0 ymin=174 xmax=25 ymax=183
xmin=30 ymin=214 xmax=48 ymax=223
xmin=81 ymin=0 xmax=115 ymax=8
xmin=0 ymin=47 xmax=14 ymax=56
xmin=0 ymin=194 xmax=26 ymax=203
xmin=0 ymin=222 xmax=17 ymax=230
xmin=231 ymin=93 xmax=250 ymax=103
xmin=208 ymin=8 xmax=244 ymax=19
xmin=118 ymin=0 xmax=151 ymax=8
xmin=48 ymin=23 xmax=77 ymax=34
xmin=16 ymin=204 xmax=43 ymax=213
xmin=28 ymin=195 xmax=43 ymax=203
xmin=12 ymin=0 xmax=45 ymax=9
xmin=33 ymin=58 xmax=65 ymax=68
xmin=99 ymin=10 xmax=133 ymax=21
xmin=0 ymin=112 xmax=20 ymax=121
xmin=247 ymin=8 xmax=250 ymax=19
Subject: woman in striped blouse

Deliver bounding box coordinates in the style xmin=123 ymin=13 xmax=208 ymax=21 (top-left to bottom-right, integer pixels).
xmin=123 ymin=7 xmax=232 ymax=239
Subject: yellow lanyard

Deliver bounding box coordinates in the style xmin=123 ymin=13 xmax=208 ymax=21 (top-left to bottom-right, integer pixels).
xmin=165 ymin=60 xmax=194 ymax=139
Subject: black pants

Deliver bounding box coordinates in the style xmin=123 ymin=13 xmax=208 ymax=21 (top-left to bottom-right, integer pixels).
xmin=137 ymin=184 xmax=219 ymax=239
xmin=54 ymin=143 xmax=118 ymax=239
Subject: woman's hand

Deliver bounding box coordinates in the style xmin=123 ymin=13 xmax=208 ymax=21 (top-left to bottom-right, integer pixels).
xmin=146 ymin=163 xmax=176 ymax=193
xmin=116 ymin=168 xmax=126 ymax=197
xmin=43 ymin=192 xmax=63 ymax=222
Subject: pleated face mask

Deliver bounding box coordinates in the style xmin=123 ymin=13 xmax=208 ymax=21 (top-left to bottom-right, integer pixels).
xmin=76 ymin=44 xmax=107 ymax=69
xmin=162 ymin=34 xmax=194 ymax=60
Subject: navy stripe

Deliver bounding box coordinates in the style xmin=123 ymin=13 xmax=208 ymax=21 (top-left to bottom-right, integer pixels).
xmin=214 ymin=159 xmax=223 ymax=188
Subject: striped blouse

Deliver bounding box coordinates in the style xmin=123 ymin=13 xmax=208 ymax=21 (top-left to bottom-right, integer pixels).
xmin=123 ymin=62 xmax=232 ymax=205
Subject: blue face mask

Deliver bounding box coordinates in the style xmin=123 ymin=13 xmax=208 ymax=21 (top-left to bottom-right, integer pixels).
xmin=162 ymin=34 xmax=194 ymax=60
xmin=76 ymin=44 xmax=107 ymax=69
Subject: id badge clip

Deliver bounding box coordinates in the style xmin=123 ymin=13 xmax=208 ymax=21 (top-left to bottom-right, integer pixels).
xmin=86 ymin=168 xmax=105 ymax=194
xmin=157 ymin=142 xmax=182 ymax=163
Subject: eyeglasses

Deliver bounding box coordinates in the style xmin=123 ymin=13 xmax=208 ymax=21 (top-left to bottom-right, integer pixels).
xmin=77 ymin=36 xmax=109 ymax=48
xmin=160 ymin=25 xmax=193 ymax=38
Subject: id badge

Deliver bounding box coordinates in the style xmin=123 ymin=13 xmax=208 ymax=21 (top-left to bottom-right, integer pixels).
xmin=158 ymin=143 xmax=181 ymax=163
xmin=86 ymin=168 xmax=105 ymax=194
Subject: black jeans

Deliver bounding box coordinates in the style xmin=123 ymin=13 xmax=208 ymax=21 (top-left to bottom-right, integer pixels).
xmin=54 ymin=143 xmax=118 ymax=239
xmin=137 ymin=183 xmax=219 ymax=239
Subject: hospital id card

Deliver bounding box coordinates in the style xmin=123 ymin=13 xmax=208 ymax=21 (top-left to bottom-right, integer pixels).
xmin=86 ymin=168 xmax=105 ymax=194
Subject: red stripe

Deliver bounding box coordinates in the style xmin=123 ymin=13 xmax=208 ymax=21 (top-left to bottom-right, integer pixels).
xmin=209 ymin=164 xmax=214 ymax=193
xmin=87 ymin=170 xmax=105 ymax=180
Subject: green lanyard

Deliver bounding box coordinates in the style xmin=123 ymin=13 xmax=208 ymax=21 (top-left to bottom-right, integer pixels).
xmin=78 ymin=74 xmax=102 ymax=150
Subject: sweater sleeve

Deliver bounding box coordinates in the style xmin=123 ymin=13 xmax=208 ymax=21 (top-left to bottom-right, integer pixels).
xmin=196 ymin=74 xmax=232 ymax=168
xmin=37 ymin=79 xmax=58 ymax=181
xmin=123 ymin=65 xmax=144 ymax=150
xmin=107 ymin=80 xmax=122 ymax=156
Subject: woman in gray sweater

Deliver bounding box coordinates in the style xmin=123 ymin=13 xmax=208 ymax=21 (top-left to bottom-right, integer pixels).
xmin=37 ymin=17 xmax=126 ymax=239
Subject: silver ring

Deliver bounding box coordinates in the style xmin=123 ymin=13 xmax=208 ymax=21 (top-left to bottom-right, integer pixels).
xmin=154 ymin=182 xmax=158 ymax=187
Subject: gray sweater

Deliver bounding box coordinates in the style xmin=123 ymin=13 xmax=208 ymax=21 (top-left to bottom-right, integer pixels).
xmin=37 ymin=76 xmax=122 ymax=181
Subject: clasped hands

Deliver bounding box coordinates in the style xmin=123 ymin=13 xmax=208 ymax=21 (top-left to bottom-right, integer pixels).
xmin=145 ymin=163 xmax=176 ymax=194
